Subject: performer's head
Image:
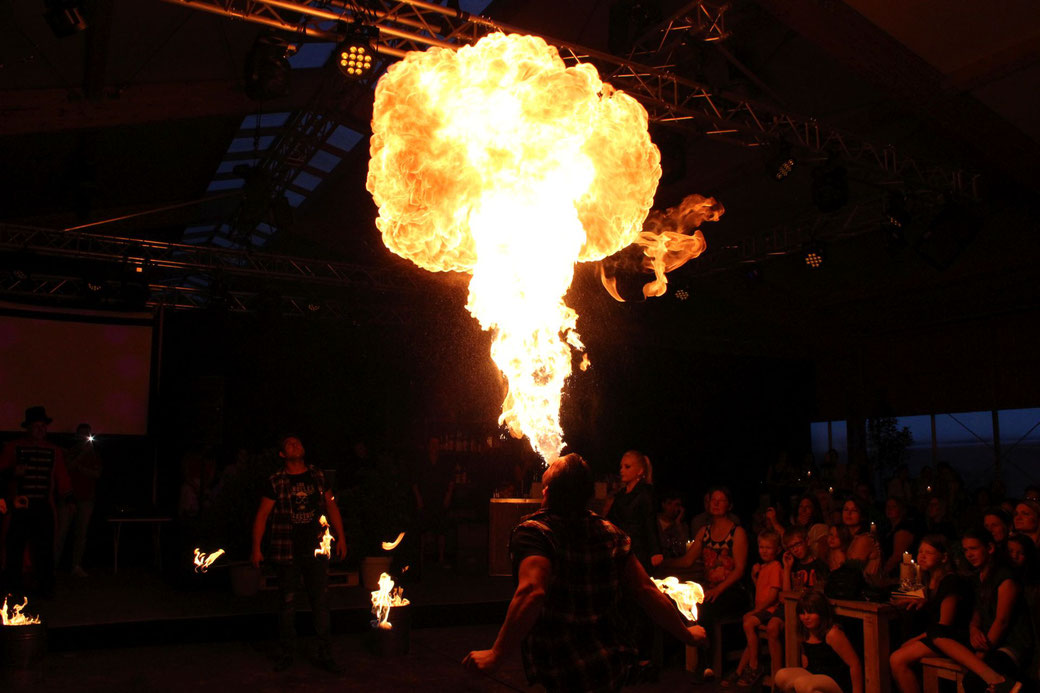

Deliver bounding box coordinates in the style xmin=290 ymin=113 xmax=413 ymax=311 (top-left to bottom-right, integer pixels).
xmin=542 ymin=453 xmax=593 ymax=516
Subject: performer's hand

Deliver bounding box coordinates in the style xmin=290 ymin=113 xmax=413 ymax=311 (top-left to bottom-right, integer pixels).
xmin=650 ymin=554 xmax=664 ymax=568
xmin=250 ymin=547 xmax=263 ymax=568
xmin=687 ymin=625 xmax=708 ymax=646
xmin=0 ymin=498 xmax=6 ymax=513
xmin=335 ymin=540 xmax=347 ymax=561
xmin=462 ymin=648 xmax=502 ymax=673
xmin=13 ymin=495 xmax=28 ymax=509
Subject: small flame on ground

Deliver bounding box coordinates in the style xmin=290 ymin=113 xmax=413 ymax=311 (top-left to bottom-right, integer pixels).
xmin=1 ymin=597 xmax=41 ymax=626
xmin=651 ymin=576 xmax=704 ymax=621
xmin=371 ymin=572 xmax=410 ymax=629
xmin=193 ymin=548 xmax=225 ymax=573
xmin=315 ymin=515 xmax=333 ymax=558
xmin=381 ymin=531 xmax=406 ymax=551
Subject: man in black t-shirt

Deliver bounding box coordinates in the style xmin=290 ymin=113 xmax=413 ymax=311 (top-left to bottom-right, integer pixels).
xmin=252 ymin=436 xmax=347 ymax=673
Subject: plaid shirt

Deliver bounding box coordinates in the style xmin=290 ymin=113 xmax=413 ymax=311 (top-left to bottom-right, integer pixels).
xmin=265 ymin=466 xmax=327 ymax=564
xmin=510 ymin=509 xmax=637 ymax=693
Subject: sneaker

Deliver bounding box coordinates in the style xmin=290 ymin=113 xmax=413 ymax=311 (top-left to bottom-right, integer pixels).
xmin=272 ymin=654 xmax=293 ymax=672
xmin=988 ymin=680 xmax=1022 ymax=693
xmin=71 ymin=565 xmax=88 ymax=578
xmin=736 ymin=665 xmax=761 ymax=687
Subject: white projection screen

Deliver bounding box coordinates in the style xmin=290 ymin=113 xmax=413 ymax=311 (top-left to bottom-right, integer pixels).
xmin=0 ymin=306 xmax=154 ymax=435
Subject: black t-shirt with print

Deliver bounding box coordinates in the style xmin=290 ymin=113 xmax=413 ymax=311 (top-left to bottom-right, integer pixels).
xmin=266 ymin=469 xmax=323 ymax=548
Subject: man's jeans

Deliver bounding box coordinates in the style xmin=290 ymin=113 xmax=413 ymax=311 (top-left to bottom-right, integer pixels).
xmin=275 ymin=549 xmax=331 ymax=654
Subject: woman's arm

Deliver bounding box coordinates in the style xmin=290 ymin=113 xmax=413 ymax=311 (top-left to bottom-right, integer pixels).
xmin=986 ymin=578 xmax=1021 ymax=647
xmin=827 ymin=626 xmax=864 ymax=693
xmin=937 ymin=592 xmax=959 ymax=625
xmin=662 ymin=531 xmax=702 ymax=569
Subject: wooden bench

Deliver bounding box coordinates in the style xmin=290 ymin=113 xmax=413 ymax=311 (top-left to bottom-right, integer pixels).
xmin=683 ymin=615 xmax=745 ymax=675
xmin=920 ymin=657 xmax=965 ymax=693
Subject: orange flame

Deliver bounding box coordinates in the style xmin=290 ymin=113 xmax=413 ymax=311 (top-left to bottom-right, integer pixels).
xmin=651 ymin=576 xmax=705 ymax=621
xmin=371 ymin=572 xmax=410 ymax=629
xmin=381 ymin=531 xmax=406 ymax=551
xmin=314 ymin=515 xmax=333 ymax=558
xmin=193 ymin=547 xmax=225 ymax=573
xmin=368 ymin=33 xmax=661 ymax=461
xmin=1 ymin=597 xmax=41 ymax=626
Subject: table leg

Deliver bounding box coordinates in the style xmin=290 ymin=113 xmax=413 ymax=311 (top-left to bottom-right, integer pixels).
xmin=862 ymin=613 xmax=891 ymax=693
xmin=784 ymin=597 xmax=798 ymax=667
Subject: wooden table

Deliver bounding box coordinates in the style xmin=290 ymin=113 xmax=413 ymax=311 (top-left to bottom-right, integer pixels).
xmin=781 ymin=590 xmax=901 ymax=693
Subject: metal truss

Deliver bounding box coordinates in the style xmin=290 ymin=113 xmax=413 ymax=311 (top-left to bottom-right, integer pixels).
xmin=164 ymin=0 xmax=977 ymax=201
xmin=0 ymin=223 xmax=420 ymax=294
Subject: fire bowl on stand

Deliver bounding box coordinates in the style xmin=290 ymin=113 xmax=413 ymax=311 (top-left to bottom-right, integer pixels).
xmin=366 ymin=604 xmax=411 ymax=657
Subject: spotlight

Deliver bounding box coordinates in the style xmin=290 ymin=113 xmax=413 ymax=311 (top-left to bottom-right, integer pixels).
xmin=764 ymin=140 xmax=796 ymax=181
xmin=337 ymin=24 xmax=379 ymax=80
xmin=803 ymin=241 xmax=826 ymax=269
xmin=244 ymin=33 xmax=297 ymax=101
xmin=811 ymin=157 xmax=848 ymax=212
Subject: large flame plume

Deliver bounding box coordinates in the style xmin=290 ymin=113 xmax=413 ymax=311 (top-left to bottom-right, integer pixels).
xmin=368 ymin=32 xmax=718 ymax=460
xmin=651 ymin=576 xmax=705 ymax=622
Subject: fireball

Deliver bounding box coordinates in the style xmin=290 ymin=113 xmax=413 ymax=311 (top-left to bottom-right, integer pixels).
xmin=368 ymin=32 xmax=717 ymax=460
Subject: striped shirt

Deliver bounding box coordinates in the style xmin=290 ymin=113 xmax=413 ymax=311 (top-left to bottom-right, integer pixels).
xmin=0 ymin=437 xmax=70 ymax=506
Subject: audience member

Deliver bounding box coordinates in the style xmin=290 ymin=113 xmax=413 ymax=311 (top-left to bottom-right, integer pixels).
xmin=1013 ymin=500 xmax=1040 ymax=547
xmin=889 ymin=535 xmax=973 ymax=693
xmin=56 ymin=423 xmax=103 ymax=577
xmin=1025 ymin=486 xmax=1040 ymax=504
xmin=984 ymin=508 xmax=1013 ymax=554
xmin=914 ymin=466 xmax=936 ymax=512
xmin=924 ymin=495 xmax=958 ymax=543
xmin=792 ymin=494 xmax=830 ymax=559
xmin=462 ymin=453 xmax=706 ymax=690
xmin=690 ymin=489 xmax=741 ymax=536
xmin=881 ymin=497 xmax=919 ymax=579
xmin=412 ymin=436 xmax=455 ymax=566
xmin=663 ymin=486 xmax=748 ymax=679
xmin=1007 ymin=533 xmax=1040 ymax=587
xmin=655 ymin=489 xmax=689 ymax=560
xmin=724 ymin=530 xmax=782 ymax=687
xmin=605 ymin=450 xmax=663 ymax=572
xmin=774 ymin=591 xmax=863 ymax=693
xmin=886 ymin=464 xmax=913 ymax=504
xmin=842 ymin=497 xmax=881 ymax=575
xmin=0 ymin=406 xmax=72 ymax=600
xmin=824 ymin=523 xmax=851 ymax=572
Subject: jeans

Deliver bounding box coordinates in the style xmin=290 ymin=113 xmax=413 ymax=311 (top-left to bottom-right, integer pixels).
xmin=55 ymin=498 xmax=94 ymax=568
xmin=275 ymin=548 xmax=331 ymax=654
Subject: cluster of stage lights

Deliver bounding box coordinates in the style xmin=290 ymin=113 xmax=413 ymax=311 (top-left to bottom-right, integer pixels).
xmin=339 ymin=43 xmax=373 ymax=78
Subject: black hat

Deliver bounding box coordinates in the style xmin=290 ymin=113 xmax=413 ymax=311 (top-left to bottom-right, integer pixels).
xmin=22 ymin=406 xmax=53 ymax=428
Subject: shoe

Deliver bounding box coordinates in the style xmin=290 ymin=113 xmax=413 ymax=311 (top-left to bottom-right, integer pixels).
xmin=315 ymin=649 xmax=342 ymax=674
xmin=988 ymin=680 xmax=1022 ymax=693
xmin=720 ymin=669 xmax=741 ymax=687
xmin=736 ymin=665 xmax=762 ymax=687
xmin=71 ymin=565 xmax=88 ymax=578
xmin=272 ymin=654 xmax=293 ymax=672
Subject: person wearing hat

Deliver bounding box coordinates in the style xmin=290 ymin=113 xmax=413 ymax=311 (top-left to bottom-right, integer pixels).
xmin=0 ymin=406 xmax=72 ymax=599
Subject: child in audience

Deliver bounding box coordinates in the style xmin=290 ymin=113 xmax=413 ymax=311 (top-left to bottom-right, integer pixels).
xmin=774 ymin=590 xmax=863 ymax=693
xmin=763 ymin=527 xmax=830 ymax=684
xmin=723 ymin=530 xmax=782 ymax=687
xmin=889 ymin=534 xmax=974 ymax=693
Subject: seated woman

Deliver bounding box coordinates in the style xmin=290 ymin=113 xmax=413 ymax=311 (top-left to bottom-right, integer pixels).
xmin=824 ymin=523 xmax=852 ymax=572
xmin=663 ymin=486 xmax=748 ymax=676
xmin=787 ymin=494 xmax=829 ymax=560
xmin=889 ymin=535 xmax=974 ymax=693
xmin=881 ymin=496 xmax=919 ymax=580
xmin=842 ymin=498 xmax=881 ymax=576
xmin=774 ymin=591 xmax=863 ymax=693
xmin=984 ymin=508 xmax=1012 ymax=557
xmin=1013 ymin=500 xmax=1040 ymax=547
xmin=918 ymin=528 xmax=1027 ymax=693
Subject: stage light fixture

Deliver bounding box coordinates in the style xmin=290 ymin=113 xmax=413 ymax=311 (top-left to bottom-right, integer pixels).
xmin=881 ymin=192 xmax=910 ymax=251
xmin=337 ymin=24 xmax=379 ymax=80
xmin=763 ymin=140 xmax=795 ymax=181
xmin=803 ymin=241 xmax=826 ymax=269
